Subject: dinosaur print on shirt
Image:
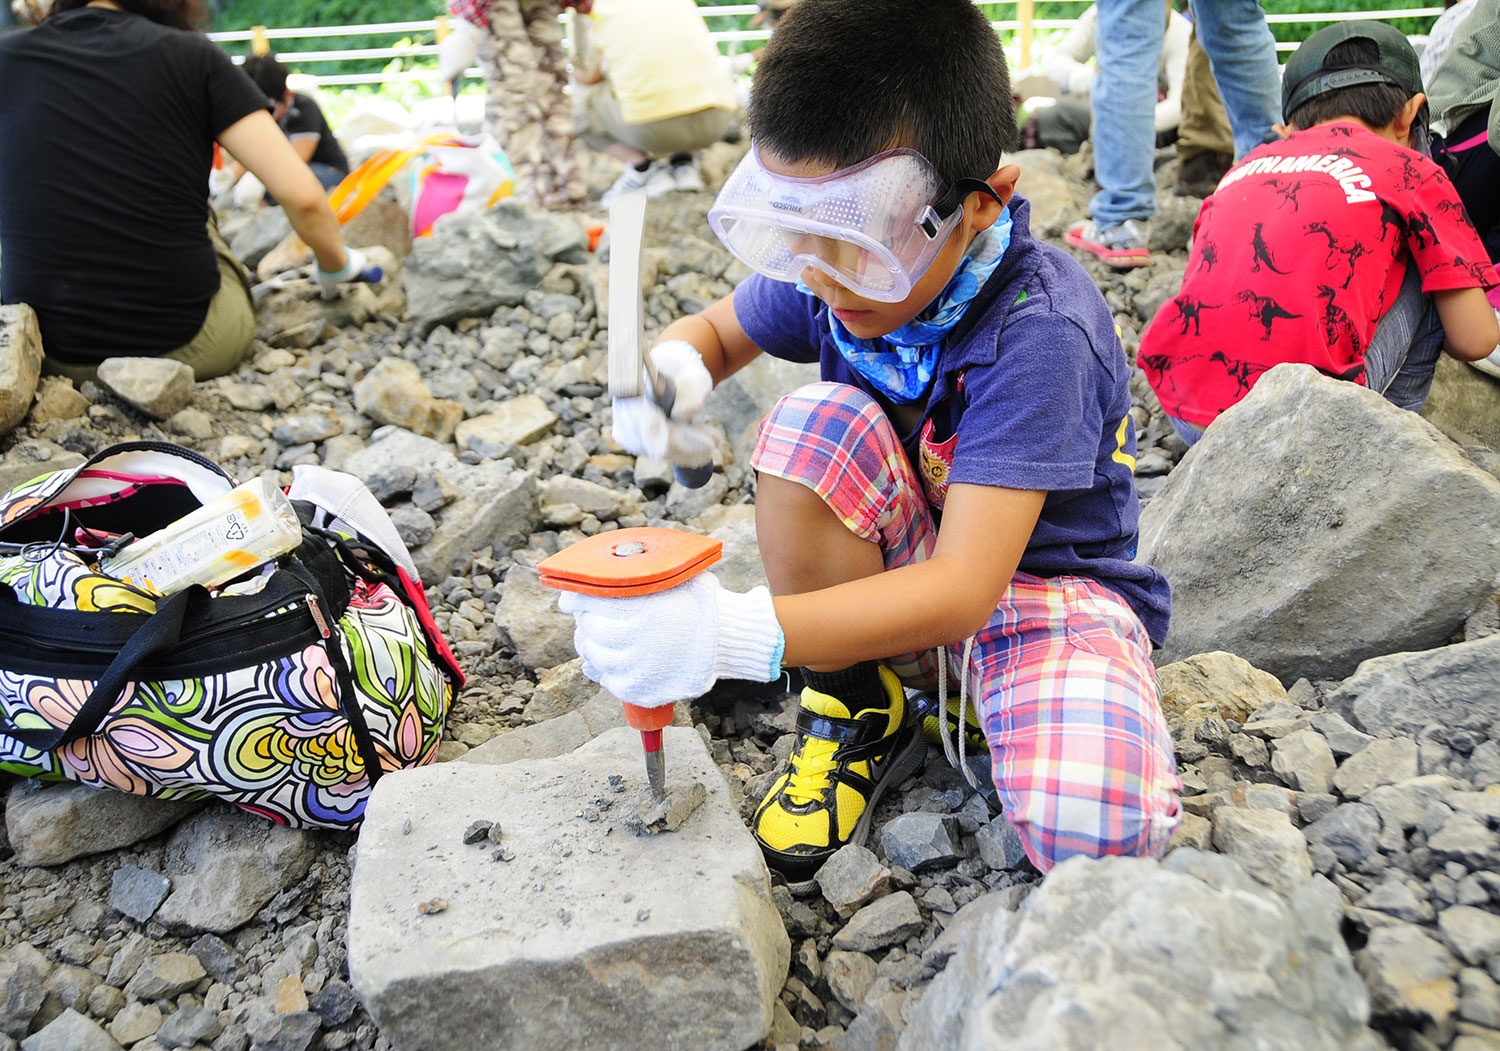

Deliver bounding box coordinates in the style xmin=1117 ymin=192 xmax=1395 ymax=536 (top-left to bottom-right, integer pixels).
xmin=1138 ymin=122 xmax=1496 ymax=428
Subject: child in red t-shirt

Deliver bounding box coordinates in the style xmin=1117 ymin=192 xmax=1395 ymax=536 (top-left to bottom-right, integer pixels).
xmin=1140 ymin=21 xmax=1499 ymax=442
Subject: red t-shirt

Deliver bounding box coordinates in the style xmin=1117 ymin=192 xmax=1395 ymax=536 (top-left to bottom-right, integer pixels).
xmin=1141 ymin=122 xmax=1498 ymax=426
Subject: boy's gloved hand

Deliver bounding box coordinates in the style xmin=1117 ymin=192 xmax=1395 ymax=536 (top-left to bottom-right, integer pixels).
xmin=648 ymin=340 xmax=713 ymax=419
xmin=610 ymin=339 xmax=717 ymax=465
xmin=558 ymin=573 xmax=784 ymax=708
xmin=315 ymin=248 xmax=383 ymax=300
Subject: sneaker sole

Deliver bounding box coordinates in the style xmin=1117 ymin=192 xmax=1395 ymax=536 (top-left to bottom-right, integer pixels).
xmin=781 ymin=726 xmax=929 ymax=896
xmin=1063 ymin=229 xmax=1151 ymax=270
xmin=1471 ymin=356 xmax=1500 ymax=381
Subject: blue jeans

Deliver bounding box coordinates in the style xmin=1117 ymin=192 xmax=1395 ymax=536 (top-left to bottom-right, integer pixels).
xmin=1091 ymin=0 xmax=1280 ymax=228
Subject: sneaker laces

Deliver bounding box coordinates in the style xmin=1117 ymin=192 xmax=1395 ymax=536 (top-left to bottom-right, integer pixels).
xmin=934 ymin=635 xmax=983 ymax=790
xmin=783 ymin=736 xmax=840 ymax=806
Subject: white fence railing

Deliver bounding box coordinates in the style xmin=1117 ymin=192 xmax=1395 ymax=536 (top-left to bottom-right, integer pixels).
xmin=205 ymin=2 xmax=1445 ymax=89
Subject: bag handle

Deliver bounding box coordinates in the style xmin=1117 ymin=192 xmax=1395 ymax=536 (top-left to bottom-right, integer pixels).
xmin=0 ymin=586 xmax=198 ymax=752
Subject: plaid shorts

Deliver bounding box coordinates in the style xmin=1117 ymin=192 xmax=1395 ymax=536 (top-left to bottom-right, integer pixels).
xmin=752 ymin=382 xmax=1181 ymax=869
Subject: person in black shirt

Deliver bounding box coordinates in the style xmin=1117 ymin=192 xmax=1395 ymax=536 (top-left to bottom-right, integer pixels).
xmin=0 ymin=0 xmax=372 ymax=378
xmin=241 ymin=54 xmax=349 ymax=190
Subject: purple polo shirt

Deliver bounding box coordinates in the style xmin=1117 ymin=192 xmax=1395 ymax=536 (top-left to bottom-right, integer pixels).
xmin=734 ymin=195 xmax=1171 ymax=645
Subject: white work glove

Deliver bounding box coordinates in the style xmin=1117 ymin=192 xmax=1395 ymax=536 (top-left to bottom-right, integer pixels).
xmin=208 ymin=166 xmax=238 ymax=198
xmin=316 ymin=248 xmax=381 ymax=300
xmin=233 ymin=172 xmax=266 ymax=209
xmin=609 ymin=340 xmax=717 ymax=465
xmin=438 ymin=18 xmax=484 ymax=83
xmin=558 ymin=573 xmax=784 ymax=707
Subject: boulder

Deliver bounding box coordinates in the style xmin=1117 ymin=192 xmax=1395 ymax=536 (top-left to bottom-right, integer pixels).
xmin=1139 ymin=364 xmax=1500 ymax=681
xmin=495 ymin=563 xmax=577 ymax=672
xmin=1329 ymin=635 xmax=1500 ymax=740
xmin=153 ymin=807 xmax=318 ymax=934
xmin=95 ymin=357 xmax=194 ymax=419
xmin=353 ymin=358 xmax=464 ymax=442
xmin=349 ymin=727 xmax=789 ymax=1051
xmin=5 ymin=780 xmax=204 ymax=868
xmin=1 ymin=307 xmax=51 ymax=432
xmin=455 ymin=395 xmax=558 ymax=456
xmin=898 ymin=851 xmax=1378 ymax=1050
xmin=1156 ymin=650 xmax=1286 ymax=739
xmin=1421 ymin=353 xmax=1500 ymax=452
xmin=405 ymin=202 xmax=587 ymax=336
xmin=228 ymin=206 xmax=292 ymax=271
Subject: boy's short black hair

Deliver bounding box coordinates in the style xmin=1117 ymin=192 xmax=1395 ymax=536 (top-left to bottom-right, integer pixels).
xmin=241 ymin=55 xmax=290 ymax=104
xmin=1285 ymin=37 xmax=1425 ymax=135
xmin=747 ymin=0 xmax=1018 ymax=186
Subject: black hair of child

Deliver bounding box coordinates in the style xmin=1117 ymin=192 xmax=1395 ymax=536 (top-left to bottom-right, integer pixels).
xmin=49 ymin=0 xmax=206 ymax=30
xmin=241 ymin=55 xmax=291 ymax=103
xmin=1286 ymin=38 xmax=1429 ymax=136
xmin=747 ymin=0 xmax=1019 ymax=187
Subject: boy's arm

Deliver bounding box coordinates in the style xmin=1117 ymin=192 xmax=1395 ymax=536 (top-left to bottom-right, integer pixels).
xmin=656 ymin=288 xmax=765 ymax=385
xmin=1434 ymin=287 xmax=1500 ymax=361
xmin=774 ymin=483 xmax=1045 ymax=668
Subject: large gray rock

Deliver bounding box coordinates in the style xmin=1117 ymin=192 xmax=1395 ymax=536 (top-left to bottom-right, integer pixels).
xmin=5 ymin=780 xmax=204 ymax=868
xmin=96 ymin=357 xmax=194 ymax=420
xmin=898 ymin=851 xmax=1379 ymax=1051
xmin=228 ymin=206 xmax=292 ymax=270
xmin=1330 ymin=635 xmax=1500 ymax=739
xmin=349 ymin=727 xmax=789 ymax=1051
xmin=341 ymin=430 xmax=539 ymax=578
xmin=1209 ymin=806 xmax=1312 ymax=898
xmin=1138 ymin=365 xmax=1500 ymax=681
xmin=154 ymin=808 xmax=318 ymax=934
xmin=19 ymin=1009 xmax=124 ymax=1051
xmin=495 ymin=563 xmax=576 ymax=672
xmin=0 ymin=440 xmax=84 ymax=496
xmin=0 ymin=303 xmax=44 ymax=436
xmin=404 ymin=202 xmax=587 ymax=336
xmin=1421 ymin=353 xmax=1500 ymax=452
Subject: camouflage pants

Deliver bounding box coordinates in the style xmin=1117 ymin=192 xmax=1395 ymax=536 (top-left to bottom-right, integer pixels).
xmin=480 ymin=0 xmax=588 ymax=211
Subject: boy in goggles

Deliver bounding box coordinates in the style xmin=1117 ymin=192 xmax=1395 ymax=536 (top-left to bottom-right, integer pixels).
xmin=561 ymin=0 xmax=1178 ymax=890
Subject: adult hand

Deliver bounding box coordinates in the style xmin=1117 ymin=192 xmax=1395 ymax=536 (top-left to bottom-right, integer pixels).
xmin=558 ymin=573 xmax=784 ymax=707
xmin=315 ymin=248 xmax=383 ymax=300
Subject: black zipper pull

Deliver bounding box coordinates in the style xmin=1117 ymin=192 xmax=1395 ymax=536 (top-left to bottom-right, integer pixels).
xmin=305 ymin=593 xmax=331 ymax=638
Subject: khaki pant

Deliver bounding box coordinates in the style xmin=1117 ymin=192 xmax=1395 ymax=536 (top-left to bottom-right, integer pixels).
xmin=44 ymin=212 xmax=255 ymax=385
xmin=1175 ymin=29 xmax=1234 ymax=160
xmin=574 ymin=81 xmax=733 ymax=158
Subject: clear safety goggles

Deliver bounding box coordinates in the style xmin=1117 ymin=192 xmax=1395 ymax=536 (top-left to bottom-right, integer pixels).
xmin=707 ymin=146 xmax=1000 ymax=302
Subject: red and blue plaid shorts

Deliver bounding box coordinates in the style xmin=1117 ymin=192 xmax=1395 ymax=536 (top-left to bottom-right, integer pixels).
xmin=752 ymin=382 xmax=1181 ymax=870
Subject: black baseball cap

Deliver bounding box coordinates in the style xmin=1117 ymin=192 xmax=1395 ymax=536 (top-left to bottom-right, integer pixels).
xmin=1281 ymin=21 xmax=1424 ymax=122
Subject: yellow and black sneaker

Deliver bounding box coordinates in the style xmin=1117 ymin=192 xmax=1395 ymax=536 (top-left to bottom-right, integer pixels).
xmin=912 ymin=690 xmax=989 ymax=755
xmin=752 ymin=664 xmax=926 ymax=893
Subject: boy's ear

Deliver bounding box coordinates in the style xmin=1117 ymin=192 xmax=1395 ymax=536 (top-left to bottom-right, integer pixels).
xmin=970 ymin=164 xmax=1021 ymax=231
xmin=1393 ymin=92 xmax=1426 ymax=145
xmin=1272 ymin=122 xmax=1295 ymax=139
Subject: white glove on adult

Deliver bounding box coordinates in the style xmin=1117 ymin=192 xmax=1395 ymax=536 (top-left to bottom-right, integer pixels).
xmin=208 ymin=166 xmax=238 ymax=198
xmin=316 ymin=248 xmax=377 ymax=300
xmin=558 ymin=573 xmax=784 ymax=708
xmin=438 ymin=18 xmax=484 ymax=83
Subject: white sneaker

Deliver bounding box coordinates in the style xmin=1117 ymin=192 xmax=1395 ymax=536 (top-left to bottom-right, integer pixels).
xmin=670 ymin=159 xmax=705 ymax=193
xmin=602 ymin=163 xmax=654 ymax=205
xmin=1473 ymin=346 xmax=1500 ymax=381
xmin=644 ymin=162 xmax=677 ymax=198
xmin=1474 ymin=309 xmax=1500 ymax=380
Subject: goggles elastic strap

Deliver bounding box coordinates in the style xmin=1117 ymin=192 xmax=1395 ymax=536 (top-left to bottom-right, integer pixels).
xmin=921 ymin=179 xmax=1005 ymax=238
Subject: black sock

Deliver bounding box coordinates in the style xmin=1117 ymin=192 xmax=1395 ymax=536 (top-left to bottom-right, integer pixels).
xmin=632 ymin=159 xmax=652 ymax=172
xmin=801 ymin=661 xmax=887 ymax=712
xmin=668 ymin=152 xmax=692 ymax=167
